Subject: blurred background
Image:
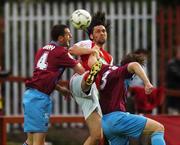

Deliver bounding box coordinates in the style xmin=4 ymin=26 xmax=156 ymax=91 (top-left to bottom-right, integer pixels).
xmin=0 ymin=0 xmax=180 ymax=145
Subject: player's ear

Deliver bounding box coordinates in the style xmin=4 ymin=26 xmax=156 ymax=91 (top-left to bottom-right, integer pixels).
xmin=58 ymin=36 xmax=64 ymax=43
xmin=90 ymin=34 xmax=93 ymax=40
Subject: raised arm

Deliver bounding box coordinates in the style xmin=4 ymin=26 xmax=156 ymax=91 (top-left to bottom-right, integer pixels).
xmin=69 ymin=44 xmax=96 ymax=55
xmin=127 ymin=62 xmax=153 ymax=94
xmin=72 ymin=63 xmax=85 ymax=75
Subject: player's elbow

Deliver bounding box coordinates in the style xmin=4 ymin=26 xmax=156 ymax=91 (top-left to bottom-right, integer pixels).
xmin=127 ymin=62 xmax=141 ymax=73
xmin=73 ymin=63 xmax=85 ymax=74
xmin=69 ymin=45 xmax=78 ymax=55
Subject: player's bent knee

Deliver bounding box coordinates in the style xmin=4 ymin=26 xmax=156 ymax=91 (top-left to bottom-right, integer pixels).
xmin=145 ymin=118 xmax=165 ymax=133
xmin=152 ymin=122 xmax=165 ymax=132
xmin=90 ymin=137 xmax=101 ymax=145
xmin=156 ymin=123 xmax=164 ymax=132
xmin=91 ymin=131 xmax=101 ymax=139
xmin=152 ymin=121 xmax=165 ymax=132
xmin=90 ymin=130 xmax=102 ymax=144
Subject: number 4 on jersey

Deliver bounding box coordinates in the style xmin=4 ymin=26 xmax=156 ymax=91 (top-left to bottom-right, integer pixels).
xmin=36 ymin=52 xmax=49 ymax=70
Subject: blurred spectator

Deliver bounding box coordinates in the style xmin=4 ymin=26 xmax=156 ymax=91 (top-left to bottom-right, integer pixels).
xmin=166 ymin=46 xmax=180 ymax=114
xmin=129 ymin=86 xmax=164 ymax=114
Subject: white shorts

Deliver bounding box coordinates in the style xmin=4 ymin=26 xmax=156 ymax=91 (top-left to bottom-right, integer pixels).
xmin=70 ymin=73 xmax=102 ymax=120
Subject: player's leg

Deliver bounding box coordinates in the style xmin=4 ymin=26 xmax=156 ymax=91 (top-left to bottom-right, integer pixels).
xmin=33 ymin=133 xmax=47 ymax=145
xmin=83 ymin=60 xmax=102 ymax=86
xmin=109 ymin=136 xmax=129 ymax=145
xmin=70 ymin=73 xmax=103 ymax=145
xmin=70 ymin=59 xmax=102 ymax=95
xmin=23 ymin=90 xmax=34 ymax=145
xmin=105 ymin=112 xmax=165 ymax=145
xmin=143 ymin=118 xmax=166 ymax=145
xmin=113 ymin=112 xmax=165 ymax=145
xmin=23 ymin=133 xmax=33 ymax=145
xmin=102 ymin=134 xmax=110 ymax=145
xmin=23 ymin=89 xmax=52 ymax=145
xmin=102 ymin=112 xmax=129 ymax=145
xmin=84 ymin=110 xmax=103 ymax=145
xmin=23 ymin=133 xmax=46 ymax=145
xmin=22 ymin=142 xmax=30 ymax=145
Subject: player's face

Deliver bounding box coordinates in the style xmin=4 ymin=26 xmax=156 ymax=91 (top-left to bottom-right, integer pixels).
xmin=92 ymin=25 xmax=107 ymax=46
xmin=63 ymin=28 xmax=72 ymax=47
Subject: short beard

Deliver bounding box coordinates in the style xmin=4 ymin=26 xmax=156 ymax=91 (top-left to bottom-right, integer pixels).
xmin=97 ymin=40 xmax=105 ymax=46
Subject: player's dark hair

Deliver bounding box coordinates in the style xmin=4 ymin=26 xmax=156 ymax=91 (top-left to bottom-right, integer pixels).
xmin=51 ymin=24 xmax=69 ymax=41
xmin=120 ymin=53 xmax=145 ymax=66
xmin=87 ymin=11 xmax=110 ymax=39
xmin=134 ymin=48 xmax=148 ymax=55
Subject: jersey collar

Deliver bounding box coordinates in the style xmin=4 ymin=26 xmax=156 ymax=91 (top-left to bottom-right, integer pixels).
xmin=50 ymin=40 xmax=65 ymax=47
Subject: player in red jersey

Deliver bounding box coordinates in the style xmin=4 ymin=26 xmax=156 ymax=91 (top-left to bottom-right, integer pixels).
xmin=22 ymin=24 xmax=85 ymax=145
xmin=88 ymin=53 xmax=166 ymax=145
xmin=69 ymin=12 xmax=112 ymax=145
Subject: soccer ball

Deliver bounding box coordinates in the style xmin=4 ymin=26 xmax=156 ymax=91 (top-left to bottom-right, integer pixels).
xmin=70 ymin=9 xmax=92 ymax=30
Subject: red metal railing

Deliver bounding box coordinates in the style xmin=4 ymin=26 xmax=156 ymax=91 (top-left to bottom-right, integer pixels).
xmin=0 ymin=115 xmax=85 ymax=145
xmin=157 ymin=6 xmax=180 ymax=113
xmin=157 ymin=6 xmax=180 ymax=87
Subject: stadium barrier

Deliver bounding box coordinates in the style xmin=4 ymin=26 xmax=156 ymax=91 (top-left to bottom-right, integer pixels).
xmin=161 ymin=89 xmax=180 ymax=113
xmin=1 ymin=115 xmax=180 ymax=145
xmin=0 ymin=115 xmax=85 ymax=145
xmin=145 ymin=114 xmax=180 ymax=145
xmin=1 ymin=77 xmax=180 ymax=145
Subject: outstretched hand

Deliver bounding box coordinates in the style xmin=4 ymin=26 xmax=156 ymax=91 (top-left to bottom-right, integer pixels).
xmin=144 ymin=82 xmax=154 ymax=94
xmin=55 ymin=81 xmax=72 ymax=99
